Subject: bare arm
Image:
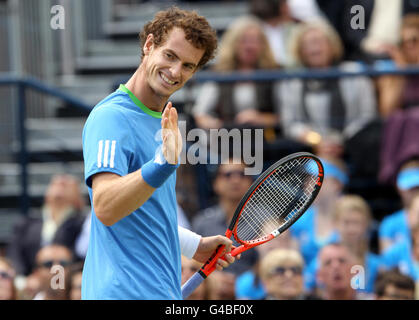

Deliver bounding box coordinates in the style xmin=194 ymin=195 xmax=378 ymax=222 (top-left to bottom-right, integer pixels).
xmin=92 ymin=171 xmax=155 ymax=226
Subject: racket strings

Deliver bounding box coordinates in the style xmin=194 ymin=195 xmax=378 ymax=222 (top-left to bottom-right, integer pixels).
xmin=235 ymin=157 xmax=319 ymax=242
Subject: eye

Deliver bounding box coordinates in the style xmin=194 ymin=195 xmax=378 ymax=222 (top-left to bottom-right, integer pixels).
xmin=165 ymin=52 xmax=174 ymax=60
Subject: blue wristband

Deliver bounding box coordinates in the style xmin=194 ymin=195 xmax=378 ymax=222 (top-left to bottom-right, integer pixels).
xmin=141 ymin=147 xmax=180 ymax=188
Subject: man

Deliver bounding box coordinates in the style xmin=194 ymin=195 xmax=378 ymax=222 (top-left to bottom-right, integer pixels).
xmin=316 ymin=243 xmax=372 ymax=300
xmin=81 ymin=7 xmax=235 ymax=300
xmin=7 ymin=174 xmax=85 ymax=276
xmin=32 ymin=244 xmax=73 ymax=300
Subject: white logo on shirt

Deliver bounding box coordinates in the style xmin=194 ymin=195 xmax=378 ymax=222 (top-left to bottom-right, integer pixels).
xmin=97 ymin=140 xmax=116 ymax=168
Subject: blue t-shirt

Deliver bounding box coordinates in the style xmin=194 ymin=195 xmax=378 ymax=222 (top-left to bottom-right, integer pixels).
xmin=290 ymin=206 xmax=338 ymax=265
xmin=379 ymin=209 xmax=410 ymax=250
xmin=81 ymin=85 xmax=181 ymax=300
xmin=381 ymin=240 xmax=419 ymax=281
xmin=235 ymin=270 xmax=266 ymax=300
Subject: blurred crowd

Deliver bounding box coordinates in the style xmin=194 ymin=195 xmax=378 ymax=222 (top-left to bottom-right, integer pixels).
xmin=1 ymin=0 xmax=419 ymax=300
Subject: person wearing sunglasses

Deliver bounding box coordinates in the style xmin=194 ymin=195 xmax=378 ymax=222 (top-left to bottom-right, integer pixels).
xmin=0 ymin=257 xmax=17 ymax=300
xmin=32 ymin=244 xmax=73 ymax=300
xmin=259 ymin=248 xmax=318 ymax=300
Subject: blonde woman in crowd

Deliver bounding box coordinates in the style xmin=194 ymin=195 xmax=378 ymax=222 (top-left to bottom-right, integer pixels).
xmin=192 ymin=16 xmax=279 ymax=130
xmin=276 ymin=20 xmax=377 ymax=146
xmin=259 ymin=248 xmax=318 ymax=300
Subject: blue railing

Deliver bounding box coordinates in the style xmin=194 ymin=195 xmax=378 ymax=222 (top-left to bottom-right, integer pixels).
xmin=1 ymin=62 xmax=419 ymax=214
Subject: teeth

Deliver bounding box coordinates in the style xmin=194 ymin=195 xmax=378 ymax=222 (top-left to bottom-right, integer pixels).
xmin=161 ymin=73 xmax=175 ymax=85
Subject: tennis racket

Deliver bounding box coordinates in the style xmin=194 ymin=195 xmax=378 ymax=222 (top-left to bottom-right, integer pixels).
xmin=181 ymin=152 xmax=324 ymax=299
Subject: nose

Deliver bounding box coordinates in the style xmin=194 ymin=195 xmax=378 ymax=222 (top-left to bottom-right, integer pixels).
xmin=170 ymin=61 xmax=182 ymax=79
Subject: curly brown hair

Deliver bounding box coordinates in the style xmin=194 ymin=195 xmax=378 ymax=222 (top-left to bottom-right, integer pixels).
xmin=139 ymin=7 xmax=218 ymax=69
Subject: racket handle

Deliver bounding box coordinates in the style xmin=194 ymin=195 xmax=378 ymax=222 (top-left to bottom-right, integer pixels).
xmin=181 ymin=271 xmax=206 ymax=300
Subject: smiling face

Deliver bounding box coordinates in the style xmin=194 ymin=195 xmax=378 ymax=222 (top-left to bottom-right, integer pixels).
xmin=299 ymin=28 xmax=334 ymax=68
xmin=141 ymin=27 xmax=205 ymax=101
xmin=235 ymin=26 xmax=264 ymax=69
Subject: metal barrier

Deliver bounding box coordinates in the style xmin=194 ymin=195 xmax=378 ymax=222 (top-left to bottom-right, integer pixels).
xmin=1 ymin=63 xmax=419 ymax=214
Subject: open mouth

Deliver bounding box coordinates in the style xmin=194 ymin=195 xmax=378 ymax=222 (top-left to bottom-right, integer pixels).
xmin=160 ymin=72 xmax=178 ymax=86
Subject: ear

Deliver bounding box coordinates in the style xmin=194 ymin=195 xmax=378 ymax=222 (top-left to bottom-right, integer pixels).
xmin=143 ymin=34 xmax=155 ymax=56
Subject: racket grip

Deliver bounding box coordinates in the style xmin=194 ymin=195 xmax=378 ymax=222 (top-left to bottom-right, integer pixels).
xmin=181 ymin=271 xmax=206 ymax=300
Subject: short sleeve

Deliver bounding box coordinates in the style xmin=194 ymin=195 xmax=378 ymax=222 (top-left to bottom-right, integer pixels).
xmin=82 ymin=105 xmax=133 ymax=188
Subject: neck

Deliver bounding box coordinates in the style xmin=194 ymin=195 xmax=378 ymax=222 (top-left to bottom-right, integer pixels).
xmin=125 ymin=67 xmax=167 ymax=112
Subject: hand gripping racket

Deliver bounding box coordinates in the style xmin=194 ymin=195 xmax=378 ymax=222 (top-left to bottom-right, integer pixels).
xmin=181 ymin=152 xmax=324 ymax=299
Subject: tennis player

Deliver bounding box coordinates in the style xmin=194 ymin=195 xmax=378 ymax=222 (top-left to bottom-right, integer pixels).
xmin=81 ymin=7 xmax=236 ymax=300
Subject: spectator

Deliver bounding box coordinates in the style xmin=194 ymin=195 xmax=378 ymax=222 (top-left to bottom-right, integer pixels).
xmin=235 ymin=229 xmax=299 ymax=299
xmin=379 ymin=160 xmax=419 ymax=252
xmin=381 ymin=223 xmax=419 ymax=282
xmin=259 ymin=248 xmax=319 ymax=300
xmin=7 ymin=174 xmax=86 ymax=276
xmin=374 ymin=268 xmax=415 ymax=300
xmin=181 ymin=256 xmax=209 ymax=300
xmin=192 ymin=161 xmax=258 ymax=275
xmin=206 ymin=270 xmax=236 ymax=300
xmin=32 ymin=244 xmax=73 ymax=300
xmin=290 ymin=157 xmax=347 ymax=265
xmin=276 ymin=20 xmax=377 ymax=147
xmin=376 ymin=14 xmax=419 ymax=117
xmin=249 ymin=0 xmax=302 ymax=67
xmin=304 ymin=195 xmax=381 ymax=294
xmin=316 ymin=243 xmax=372 ymax=300
xmin=69 ymin=262 xmax=84 ymax=300
xmin=192 ymin=16 xmax=278 ymax=130
xmin=361 ymin=0 xmax=419 ymax=59
xmin=0 ymin=257 xmax=17 ymax=300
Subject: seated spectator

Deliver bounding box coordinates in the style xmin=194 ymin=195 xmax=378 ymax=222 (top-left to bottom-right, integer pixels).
xmin=31 ymin=244 xmax=73 ymax=300
xmin=235 ymin=229 xmax=299 ymax=299
xmin=276 ymin=20 xmax=377 ymax=147
xmin=0 ymin=257 xmax=17 ymax=300
xmin=259 ymin=248 xmax=319 ymax=300
xmin=181 ymin=256 xmax=209 ymax=300
xmin=379 ymin=160 xmax=419 ymax=252
xmin=290 ymin=157 xmax=347 ymax=265
xmin=7 ymin=174 xmax=86 ymax=276
xmin=206 ymin=270 xmax=236 ymax=300
xmin=316 ymin=243 xmax=373 ymax=300
xmin=374 ymin=268 xmax=416 ymax=300
xmin=249 ymin=0 xmax=303 ymax=67
xmin=192 ymin=16 xmax=279 ymax=130
xmin=381 ymin=223 xmax=419 ymax=282
xmin=192 ymin=161 xmax=258 ymax=275
xmin=304 ymin=195 xmax=381 ymax=294
xmin=376 ymin=14 xmax=419 ymax=117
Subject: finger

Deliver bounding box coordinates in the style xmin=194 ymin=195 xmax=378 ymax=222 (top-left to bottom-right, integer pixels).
xmin=218 ymin=236 xmax=233 ymax=253
xmin=216 ymin=259 xmax=230 ymax=270
xmin=224 ymin=253 xmax=235 ymax=264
